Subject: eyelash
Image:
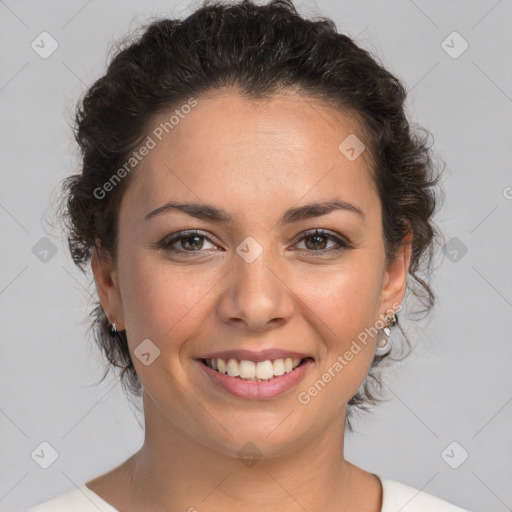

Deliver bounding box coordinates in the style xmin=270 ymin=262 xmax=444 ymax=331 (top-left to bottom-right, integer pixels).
xmin=158 ymin=229 xmax=352 ymax=256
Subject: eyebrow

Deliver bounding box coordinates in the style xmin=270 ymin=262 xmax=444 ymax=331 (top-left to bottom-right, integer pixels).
xmin=143 ymin=197 xmax=366 ymax=225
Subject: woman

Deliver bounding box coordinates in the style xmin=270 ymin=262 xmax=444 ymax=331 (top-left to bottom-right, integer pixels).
xmin=27 ymin=1 xmax=470 ymax=510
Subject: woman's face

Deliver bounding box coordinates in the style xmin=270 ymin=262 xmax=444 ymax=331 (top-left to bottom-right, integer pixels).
xmin=94 ymin=88 xmax=409 ymax=457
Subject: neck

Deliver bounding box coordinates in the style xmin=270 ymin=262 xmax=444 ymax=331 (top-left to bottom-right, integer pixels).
xmin=116 ymin=394 xmax=377 ymax=512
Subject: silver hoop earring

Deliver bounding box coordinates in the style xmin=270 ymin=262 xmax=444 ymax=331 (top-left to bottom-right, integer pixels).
xmin=375 ymin=336 xmax=391 ymax=357
xmin=375 ymin=311 xmax=397 ymax=356
xmin=109 ymin=321 xmax=118 ymax=338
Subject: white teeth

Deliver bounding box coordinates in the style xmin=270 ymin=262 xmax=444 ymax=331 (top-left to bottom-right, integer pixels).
xmin=256 ymin=360 xmax=274 ymax=380
xmin=205 ymin=357 xmax=305 ymax=380
xmin=272 ymin=359 xmax=285 ymax=376
xmin=227 ymin=359 xmax=240 ymax=377
xmin=239 ymin=360 xmax=256 ymax=379
xmin=217 ymin=359 xmax=227 ymax=374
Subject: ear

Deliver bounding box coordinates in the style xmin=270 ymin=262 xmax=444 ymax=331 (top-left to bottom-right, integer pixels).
xmin=91 ymin=240 xmax=125 ymax=330
xmin=378 ymin=228 xmax=413 ymax=316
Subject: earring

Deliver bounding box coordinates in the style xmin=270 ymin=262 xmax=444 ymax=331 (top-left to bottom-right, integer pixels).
xmin=375 ymin=310 xmax=397 ymax=356
xmin=109 ymin=320 xmax=118 ymax=338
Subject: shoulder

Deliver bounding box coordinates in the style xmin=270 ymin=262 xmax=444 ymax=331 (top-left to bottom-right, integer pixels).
xmin=379 ymin=476 xmax=471 ymax=512
xmin=25 ymin=484 xmax=118 ymax=512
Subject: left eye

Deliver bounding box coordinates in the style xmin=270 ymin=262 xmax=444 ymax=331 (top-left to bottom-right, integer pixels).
xmin=159 ymin=229 xmax=349 ymax=255
xmin=294 ymin=230 xmax=348 ymax=252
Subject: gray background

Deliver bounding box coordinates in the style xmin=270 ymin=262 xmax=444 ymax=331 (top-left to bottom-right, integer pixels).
xmin=1 ymin=1 xmax=511 ymax=511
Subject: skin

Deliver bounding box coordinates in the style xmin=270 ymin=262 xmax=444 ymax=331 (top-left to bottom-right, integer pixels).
xmin=89 ymin=87 xmax=411 ymax=512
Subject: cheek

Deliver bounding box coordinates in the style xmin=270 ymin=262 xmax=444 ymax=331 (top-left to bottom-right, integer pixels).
xmin=118 ymin=255 xmax=216 ymax=391
xmin=119 ymin=251 xmax=217 ymax=342
xmin=300 ymin=257 xmax=384 ymax=336
xmin=301 ymin=273 xmax=382 ymax=402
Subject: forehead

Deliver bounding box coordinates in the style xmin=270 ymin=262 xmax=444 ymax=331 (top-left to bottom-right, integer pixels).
xmin=120 ymin=88 xmax=378 ymax=226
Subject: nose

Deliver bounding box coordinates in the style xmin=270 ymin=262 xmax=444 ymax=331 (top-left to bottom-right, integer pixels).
xmin=216 ymin=248 xmax=295 ymax=333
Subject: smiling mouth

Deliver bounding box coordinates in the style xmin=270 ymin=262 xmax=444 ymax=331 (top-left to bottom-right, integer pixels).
xmin=198 ymin=357 xmax=314 ymax=381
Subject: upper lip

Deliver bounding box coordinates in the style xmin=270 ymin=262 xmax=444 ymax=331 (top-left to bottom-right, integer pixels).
xmin=197 ymin=349 xmax=314 ymax=362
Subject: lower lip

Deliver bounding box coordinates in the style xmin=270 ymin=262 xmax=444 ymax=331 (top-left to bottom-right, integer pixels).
xmin=196 ymin=358 xmax=314 ymax=399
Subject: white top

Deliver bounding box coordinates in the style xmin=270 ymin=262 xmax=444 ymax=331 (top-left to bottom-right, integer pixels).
xmin=25 ymin=475 xmax=471 ymax=512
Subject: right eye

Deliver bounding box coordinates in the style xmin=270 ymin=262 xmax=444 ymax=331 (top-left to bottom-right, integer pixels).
xmin=159 ymin=230 xmax=218 ymax=254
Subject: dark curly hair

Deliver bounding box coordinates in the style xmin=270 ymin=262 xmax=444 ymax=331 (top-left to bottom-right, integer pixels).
xmin=57 ymin=0 xmax=444 ymax=433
